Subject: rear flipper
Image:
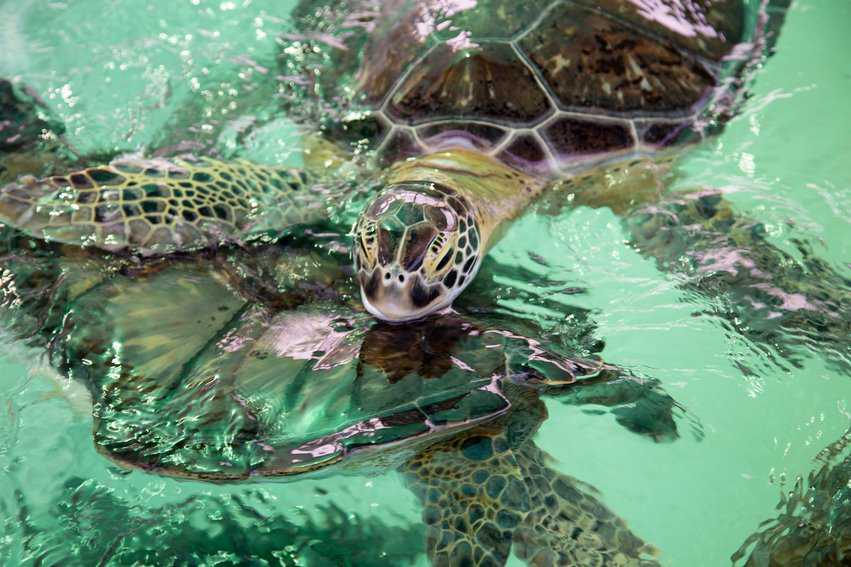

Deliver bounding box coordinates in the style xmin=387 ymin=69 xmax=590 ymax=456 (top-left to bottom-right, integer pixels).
xmin=402 ymin=412 xmax=659 ymax=566
xmin=625 ymin=190 xmax=851 ymax=372
xmin=0 ymin=157 xmax=323 ymax=255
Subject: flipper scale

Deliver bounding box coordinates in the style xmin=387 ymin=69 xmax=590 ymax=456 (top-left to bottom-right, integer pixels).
xmin=0 ymin=157 xmax=322 ymax=255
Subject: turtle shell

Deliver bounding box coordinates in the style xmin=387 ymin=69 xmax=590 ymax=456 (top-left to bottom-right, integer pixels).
xmin=286 ymin=0 xmax=770 ymax=174
xmin=18 ymin=237 xmax=584 ymax=481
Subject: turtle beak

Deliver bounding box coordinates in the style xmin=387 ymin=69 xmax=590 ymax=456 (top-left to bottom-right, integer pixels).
xmin=359 ymin=265 xmax=447 ymax=323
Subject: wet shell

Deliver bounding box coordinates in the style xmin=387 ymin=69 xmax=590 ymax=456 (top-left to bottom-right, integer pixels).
xmin=290 ymin=0 xmax=781 ymax=175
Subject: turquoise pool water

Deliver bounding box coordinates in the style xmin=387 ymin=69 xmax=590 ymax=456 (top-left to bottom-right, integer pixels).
xmin=0 ymin=1 xmax=849 ymax=565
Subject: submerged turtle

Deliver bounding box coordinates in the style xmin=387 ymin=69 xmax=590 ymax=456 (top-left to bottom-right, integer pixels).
xmin=0 ymin=80 xmax=683 ymax=565
xmin=3 ymin=240 xmax=677 ymax=566
xmin=733 ymin=430 xmax=851 ymax=566
xmin=0 ymin=0 xmax=796 ymax=325
xmin=0 ymin=0 xmax=841 ymax=564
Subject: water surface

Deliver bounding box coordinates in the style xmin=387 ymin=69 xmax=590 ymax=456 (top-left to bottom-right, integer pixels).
xmin=1 ymin=1 xmax=849 ymax=565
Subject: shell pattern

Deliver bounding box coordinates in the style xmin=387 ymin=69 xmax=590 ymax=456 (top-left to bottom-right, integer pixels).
xmin=300 ymin=0 xmax=773 ymax=175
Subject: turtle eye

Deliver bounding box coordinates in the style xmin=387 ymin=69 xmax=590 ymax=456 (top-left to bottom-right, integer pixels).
xmin=422 ymin=231 xmax=458 ymax=281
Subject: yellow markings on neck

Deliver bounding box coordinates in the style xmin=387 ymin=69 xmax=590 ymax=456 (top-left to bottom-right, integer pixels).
xmin=386 ymin=149 xmax=546 ymax=248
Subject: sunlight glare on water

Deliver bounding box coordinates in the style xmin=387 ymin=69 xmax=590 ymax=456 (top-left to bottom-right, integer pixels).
xmin=0 ymin=1 xmax=849 ymax=566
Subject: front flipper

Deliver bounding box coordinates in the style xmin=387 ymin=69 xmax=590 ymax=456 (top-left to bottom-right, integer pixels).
xmin=555 ymin=156 xmax=849 ymax=373
xmin=0 ymin=157 xmax=325 ymax=255
xmin=556 ymin=372 xmax=682 ymax=443
xmin=469 ymin=319 xmax=683 ymax=444
xmin=402 ymin=426 xmax=524 ymax=566
xmin=402 ymin=417 xmax=659 ymax=566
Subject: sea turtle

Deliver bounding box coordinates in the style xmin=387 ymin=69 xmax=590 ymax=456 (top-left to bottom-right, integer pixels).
xmin=0 ymin=0 xmax=840 ymax=564
xmin=0 ymin=80 xmax=683 ymax=565
xmin=3 ymin=247 xmax=677 ymax=567
xmin=0 ymin=0 xmax=800 ymax=324
xmin=2 ymin=1 xmax=846 ymax=374
xmin=279 ymin=0 xmax=850 ymax=371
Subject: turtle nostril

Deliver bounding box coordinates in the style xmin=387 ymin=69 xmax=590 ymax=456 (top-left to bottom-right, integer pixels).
xmin=398 ymin=274 xmax=405 ymax=283
xmin=384 ymin=273 xmax=391 ymax=280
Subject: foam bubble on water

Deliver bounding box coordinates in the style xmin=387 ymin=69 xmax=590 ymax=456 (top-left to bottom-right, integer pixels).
xmin=738 ymin=152 xmax=755 ymax=176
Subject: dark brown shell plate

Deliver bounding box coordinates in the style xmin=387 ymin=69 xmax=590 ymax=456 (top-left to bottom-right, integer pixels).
xmin=300 ymin=0 xmax=772 ymax=171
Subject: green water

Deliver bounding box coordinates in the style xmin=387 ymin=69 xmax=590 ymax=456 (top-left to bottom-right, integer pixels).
xmin=1 ymin=1 xmax=850 ymax=566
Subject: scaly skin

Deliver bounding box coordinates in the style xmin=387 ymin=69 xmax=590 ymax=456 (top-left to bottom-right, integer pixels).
xmin=353 ymin=149 xmax=548 ymax=321
xmin=402 ymin=383 xmax=659 ymax=567
xmin=385 ymin=149 xmax=547 ymax=248
xmin=0 ymin=157 xmax=323 ymax=256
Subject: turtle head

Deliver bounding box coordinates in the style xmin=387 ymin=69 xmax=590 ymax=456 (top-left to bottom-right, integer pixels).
xmin=353 ymin=182 xmax=482 ymax=323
